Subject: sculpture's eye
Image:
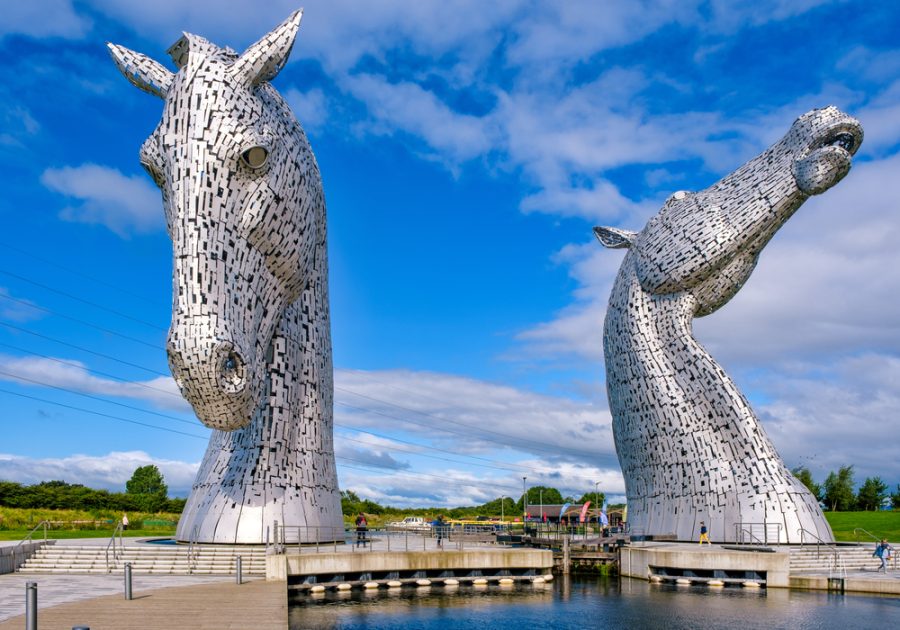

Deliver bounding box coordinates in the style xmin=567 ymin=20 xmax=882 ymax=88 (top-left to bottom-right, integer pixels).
xmin=829 ymin=133 xmax=855 ymax=153
xmin=241 ymin=146 xmax=269 ymax=170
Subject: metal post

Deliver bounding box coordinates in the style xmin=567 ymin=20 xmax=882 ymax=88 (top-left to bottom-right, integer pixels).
xmin=124 ymin=563 xmax=133 ymax=600
xmin=236 ymin=556 xmax=242 ymax=585
xmin=274 ymin=520 xmax=279 ymax=554
xmin=563 ymin=537 xmax=570 ymax=575
xmin=523 ymin=476 xmax=528 ymax=518
xmin=26 ymin=582 xmax=37 ymax=630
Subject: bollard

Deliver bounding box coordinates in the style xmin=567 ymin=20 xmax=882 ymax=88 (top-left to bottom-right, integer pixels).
xmin=124 ymin=562 xmax=133 ymax=600
xmin=25 ymin=581 xmax=37 ymax=630
xmin=236 ymin=556 xmax=243 ymax=585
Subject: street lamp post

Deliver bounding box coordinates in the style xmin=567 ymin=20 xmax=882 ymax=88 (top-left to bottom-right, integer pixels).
xmin=595 ymin=482 xmax=601 ymax=530
xmin=523 ymin=476 xmax=527 ymax=520
xmin=500 ymin=496 xmax=505 ymax=523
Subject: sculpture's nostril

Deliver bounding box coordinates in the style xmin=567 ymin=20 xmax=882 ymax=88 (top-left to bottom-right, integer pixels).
xmin=830 ymin=132 xmax=856 ymax=152
xmin=218 ymin=348 xmax=246 ymax=393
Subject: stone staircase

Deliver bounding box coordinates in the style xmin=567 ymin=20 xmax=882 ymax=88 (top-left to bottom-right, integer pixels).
xmin=789 ymin=544 xmax=884 ymax=574
xmin=17 ymin=543 xmax=268 ymax=576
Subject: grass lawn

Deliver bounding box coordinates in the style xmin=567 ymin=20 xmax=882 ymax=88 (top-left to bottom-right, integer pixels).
xmin=0 ymin=528 xmax=176 ymax=541
xmin=825 ymin=511 xmax=900 ymax=542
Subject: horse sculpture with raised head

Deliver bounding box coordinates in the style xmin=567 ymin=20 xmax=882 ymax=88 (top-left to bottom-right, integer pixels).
xmin=595 ymin=106 xmax=863 ymax=543
xmin=108 ymin=10 xmax=343 ymax=544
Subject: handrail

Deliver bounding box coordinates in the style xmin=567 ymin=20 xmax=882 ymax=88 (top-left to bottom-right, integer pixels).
xmin=796 ymin=527 xmax=845 ymax=579
xmin=12 ymin=520 xmax=51 ymax=572
xmin=854 ymin=527 xmax=881 ymax=544
xmin=104 ymin=521 xmax=124 ymax=573
xmin=735 ymin=526 xmax=765 ymax=545
xmin=733 ymin=522 xmax=781 ymax=544
xmin=14 ymin=520 xmax=50 ymax=550
xmin=187 ymin=524 xmax=200 ymax=573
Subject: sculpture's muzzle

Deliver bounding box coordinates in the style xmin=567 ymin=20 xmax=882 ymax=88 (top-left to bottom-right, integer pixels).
xmin=166 ymin=330 xmax=258 ymax=431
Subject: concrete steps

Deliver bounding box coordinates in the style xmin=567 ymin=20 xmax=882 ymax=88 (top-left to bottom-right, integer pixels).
xmin=18 ymin=544 xmax=268 ymax=576
xmin=789 ymin=545 xmax=883 ymax=573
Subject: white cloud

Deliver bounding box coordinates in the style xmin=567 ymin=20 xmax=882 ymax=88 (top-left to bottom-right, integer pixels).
xmin=0 ymin=288 xmax=44 ymax=323
xmin=0 ymin=451 xmax=198 ymax=495
xmin=0 ymin=355 xmax=191 ymax=413
xmin=337 ymin=456 xmax=624 ymax=509
xmin=0 ymin=0 xmax=90 ymax=40
xmin=0 ymin=105 xmax=40 ymax=148
xmin=41 ymin=164 xmax=164 ymax=237
xmin=340 ymin=74 xmax=496 ymax=164
xmin=285 ymin=87 xmax=328 ymax=134
xmin=334 ymin=368 xmax=617 ymax=469
xmin=756 ymin=353 xmax=900 ymax=484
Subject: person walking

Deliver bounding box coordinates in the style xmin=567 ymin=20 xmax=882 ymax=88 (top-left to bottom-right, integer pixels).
xmin=355 ymin=512 xmax=368 ymax=548
xmin=122 ymin=514 xmax=129 ymax=531
xmin=698 ymin=521 xmax=710 ymax=545
xmin=874 ymin=539 xmax=891 ymax=572
xmin=434 ymin=515 xmax=445 ymax=548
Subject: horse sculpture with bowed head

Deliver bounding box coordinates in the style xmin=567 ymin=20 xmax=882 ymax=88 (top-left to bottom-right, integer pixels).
xmin=595 ymin=107 xmax=862 ymax=543
xmin=108 ymin=10 xmax=343 ymax=544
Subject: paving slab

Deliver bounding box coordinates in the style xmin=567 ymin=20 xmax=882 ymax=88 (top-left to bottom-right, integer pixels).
xmin=0 ymin=574 xmax=235 ymax=623
xmin=0 ymin=576 xmax=283 ymax=630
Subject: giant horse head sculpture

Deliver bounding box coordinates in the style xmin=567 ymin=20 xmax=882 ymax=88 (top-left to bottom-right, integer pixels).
xmin=110 ymin=10 xmax=319 ymax=431
xmin=109 ymin=11 xmax=342 ymax=544
xmin=594 ymin=107 xmax=862 ymax=543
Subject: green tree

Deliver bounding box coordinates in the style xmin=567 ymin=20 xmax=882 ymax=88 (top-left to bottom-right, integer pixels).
xmin=791 ymin=466 xmax=822 ymax=500
xmin=125 ymin=465 xmax=168 ymax=512
xmin=856 ymin=477 xmax=888 ymax=511
xmin=892 ymin=485 xmax=900 ymax=510
xmin=516 ymin=486 xmax=564 ymax=513
xmin=823 ymin=465 xmax=855 ymax=511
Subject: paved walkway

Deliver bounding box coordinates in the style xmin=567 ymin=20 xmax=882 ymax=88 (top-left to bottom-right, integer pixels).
xmin=0 ymin=576 xmax=283 ymax=629
xmin=0 ymin=574 xmax=239 ymax=623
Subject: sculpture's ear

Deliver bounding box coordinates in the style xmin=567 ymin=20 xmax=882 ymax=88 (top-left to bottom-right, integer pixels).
xmin=593 ymin=226 xmax=636 ymax=249
xmin=230 ymin=9 xmax=302 ymax=87
xmin=107 ymin=43 xmax=173 ymax=99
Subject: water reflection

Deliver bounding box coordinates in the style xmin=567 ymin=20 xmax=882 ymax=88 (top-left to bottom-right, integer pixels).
xmin=289 ymin=575 xmax=900 ymax=630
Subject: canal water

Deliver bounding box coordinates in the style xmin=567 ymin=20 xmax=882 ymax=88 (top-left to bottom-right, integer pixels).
xmin=289 ymin=575 xmax=900 ymax=629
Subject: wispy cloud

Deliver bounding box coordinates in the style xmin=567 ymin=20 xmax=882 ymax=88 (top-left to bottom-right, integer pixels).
xmin=0 ymin=288 xmax=44 ymax=323
xmin=0 ymin=354 xmax=190 ymax=412
xmin=41 ymin=164 xmax=164 ymax=237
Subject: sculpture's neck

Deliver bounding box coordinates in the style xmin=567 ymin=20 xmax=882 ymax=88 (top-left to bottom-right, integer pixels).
xmin=604 ymin=252 xmax=755 ymax=425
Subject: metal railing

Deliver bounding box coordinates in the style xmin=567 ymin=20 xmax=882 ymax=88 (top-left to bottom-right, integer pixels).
xmin=797 ymin=527 xmax=846 ymax=579
xmin=105 ymin=520 xmax=124 ymax=573
xmin=9 ymin=521 xmax=51 ymax=573
xmin=14 ymin=520 xmax=49 ymax=549
xmin=272 ymin=525 xmax=503 ymax=555
xmin=732 ymin=522 xmax=781 ymax=544
xmin=187 ymin=525 xmax=200 ymax=573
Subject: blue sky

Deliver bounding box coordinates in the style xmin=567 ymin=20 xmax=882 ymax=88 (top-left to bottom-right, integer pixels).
xmin=1 ymin=0 xmax=899 ymax=506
